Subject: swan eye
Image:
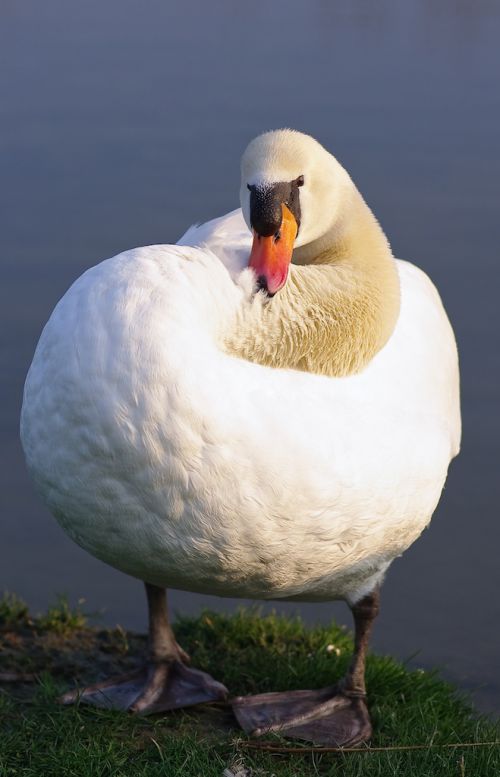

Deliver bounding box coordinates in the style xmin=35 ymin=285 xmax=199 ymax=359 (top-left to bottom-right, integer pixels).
xmin=295 ymin=175 xmax=305 ymax=187
xmin=247 ymin=183 xmax=255 ymax=192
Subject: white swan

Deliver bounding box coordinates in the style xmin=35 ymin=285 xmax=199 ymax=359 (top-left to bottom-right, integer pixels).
xmin=20 ymin=129 xmax=460 ymax=746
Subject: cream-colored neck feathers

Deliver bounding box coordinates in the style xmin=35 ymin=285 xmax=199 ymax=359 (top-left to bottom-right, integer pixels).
xmin=226 ymin=184 xmax=400 ymax=378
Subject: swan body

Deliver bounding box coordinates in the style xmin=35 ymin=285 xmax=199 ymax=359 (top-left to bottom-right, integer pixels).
xmin=20 ymin=129 xmax=460 ymax=739
xmin=21 ymin=212 xmax=460 ymax=604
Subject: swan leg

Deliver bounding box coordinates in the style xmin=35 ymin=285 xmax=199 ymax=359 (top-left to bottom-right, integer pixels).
xmin=232 ymin=590 xmax=379 ymax=747
xmin=59 ymin=583 xmax=228 ymax=713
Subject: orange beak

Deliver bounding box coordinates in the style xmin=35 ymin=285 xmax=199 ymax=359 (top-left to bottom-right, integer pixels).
xmin=248 ymin=204 xmax=298 ymax=295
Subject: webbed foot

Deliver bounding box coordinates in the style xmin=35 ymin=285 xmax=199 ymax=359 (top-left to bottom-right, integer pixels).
xmin=60 ymin=660 xmax=228 ymax=714
xmin=232 ymin=686 xmax=371 ymax=747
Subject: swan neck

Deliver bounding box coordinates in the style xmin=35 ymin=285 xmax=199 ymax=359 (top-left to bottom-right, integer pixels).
xmin=227 ymin=186 xmax=401 ymax=377
xmin=294 ymin=186 xmax=390 ymax=268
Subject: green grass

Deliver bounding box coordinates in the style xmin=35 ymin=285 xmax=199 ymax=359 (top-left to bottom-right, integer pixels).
xmin=0 ymin=595 xmax=499 ymax=776
xmin=0 ymin=592 xmax=29 ymax=627
xmin=35 ymin=595 xmax=87 ymax=636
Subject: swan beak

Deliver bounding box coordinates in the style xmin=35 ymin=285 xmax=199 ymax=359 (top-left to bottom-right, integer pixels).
xmin=248 ymin=204 xmax=298 ymax=296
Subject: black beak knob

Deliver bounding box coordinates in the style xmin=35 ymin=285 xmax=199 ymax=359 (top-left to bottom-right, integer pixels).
xmin=249 ymin=185 xmax=283 ymax=237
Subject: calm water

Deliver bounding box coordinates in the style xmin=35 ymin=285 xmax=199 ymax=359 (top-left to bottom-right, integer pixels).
xmin=1 ymin=1 xmax=499 ymax=713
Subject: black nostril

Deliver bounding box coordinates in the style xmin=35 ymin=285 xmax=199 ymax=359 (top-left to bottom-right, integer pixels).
xmin=273 ymin=231 xmax=281 ymax=243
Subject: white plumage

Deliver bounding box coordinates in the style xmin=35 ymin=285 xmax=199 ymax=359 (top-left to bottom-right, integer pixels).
xmin=20 ymin=130 xmax=461 ymax=739
xmin=21 ymin=208 xmax=460 ymax=605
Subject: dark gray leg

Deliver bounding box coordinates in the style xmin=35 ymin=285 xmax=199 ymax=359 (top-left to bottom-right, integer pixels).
xmin=342 ymin=588 xmax=380 ymax=695
xmin=60 ymin=582 xmax=227 ymax=713
xmin=232 ymin=589 xmax=380 ymax=747
xmin=146 ymin=583 xmax=189 ymax=663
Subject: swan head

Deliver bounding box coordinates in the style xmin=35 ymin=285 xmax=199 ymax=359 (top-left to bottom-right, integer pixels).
xmin=240 ymin=129 xmax=351 ymax=295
